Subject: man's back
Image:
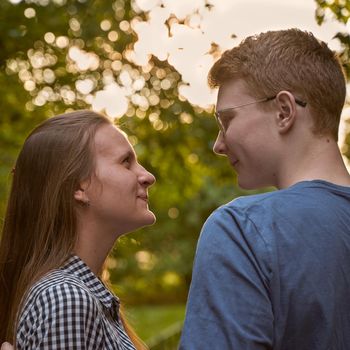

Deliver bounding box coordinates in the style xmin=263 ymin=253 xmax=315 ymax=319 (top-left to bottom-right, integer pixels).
xmin=180 ymin=180 xmax=350 ymax=349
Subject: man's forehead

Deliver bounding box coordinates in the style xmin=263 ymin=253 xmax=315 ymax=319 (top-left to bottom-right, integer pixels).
xmin=216 ymin=79 xmax=252 ymax=108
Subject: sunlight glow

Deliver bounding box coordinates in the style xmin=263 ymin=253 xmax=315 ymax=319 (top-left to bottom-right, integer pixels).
xmin=92 ymin=83 xmax=128 ymax=118
xmin=10 ymin=0 xmax=349 ymax=128
xmin=68 ymin=47 xmax=100 ymax=71
xmin=132 ymin=0 xmax=347 ymax=108
xmin=135 ymin=250 xmax=157 ymax=270
xmin=75 ymin=79 xmax=95 ymax=94
xmin=339 ymin=83 xmax=350 ymax=171
xmin=24 ymin=8 xmax=36 ymax=18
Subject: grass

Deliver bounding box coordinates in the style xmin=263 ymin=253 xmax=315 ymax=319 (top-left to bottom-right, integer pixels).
xmin=125 ymin=304 xmax=186 ymax=344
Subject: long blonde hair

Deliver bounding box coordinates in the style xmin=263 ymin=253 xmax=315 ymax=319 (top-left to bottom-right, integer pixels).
xmin=0 ymin=110 xmax=147 ymax=349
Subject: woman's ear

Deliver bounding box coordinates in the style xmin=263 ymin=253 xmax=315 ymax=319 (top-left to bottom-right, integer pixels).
xmin=275 ymin=91 xmax=298 ymax=134
xmin=74 ymin=182 xmax=90 ymax=206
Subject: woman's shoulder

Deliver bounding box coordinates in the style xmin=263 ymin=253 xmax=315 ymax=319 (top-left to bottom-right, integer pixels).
xmin=19 ymin=269 xmax=99 ymax=322
xmin=28 ymin=268 xmax=89 ymax=297
xmin=16 ymin=270 xmax=107 ymax=349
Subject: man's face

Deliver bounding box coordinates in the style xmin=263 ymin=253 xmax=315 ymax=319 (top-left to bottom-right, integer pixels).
xmin=213 ymin=79 xmax=280 ymax=189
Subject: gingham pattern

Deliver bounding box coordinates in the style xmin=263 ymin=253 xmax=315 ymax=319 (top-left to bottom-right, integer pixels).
xmin=16 ymin=255 xmax=136 ymax=350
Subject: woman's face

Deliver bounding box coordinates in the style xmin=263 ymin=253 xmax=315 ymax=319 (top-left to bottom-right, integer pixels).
xmin=79 ymin=124 xmax=156 ymax=236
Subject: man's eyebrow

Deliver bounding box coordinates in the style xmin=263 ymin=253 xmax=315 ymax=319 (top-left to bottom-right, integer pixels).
xmin=219 ymin=109 xmax=237 ymax=120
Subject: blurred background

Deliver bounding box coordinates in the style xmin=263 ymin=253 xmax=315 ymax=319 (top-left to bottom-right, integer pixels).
xmin=1 ymin=0 xmax=350 ymax=348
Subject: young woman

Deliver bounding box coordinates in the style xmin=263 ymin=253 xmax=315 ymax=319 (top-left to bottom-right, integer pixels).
xmin=0 ymin=110 xmax=155 ymax=349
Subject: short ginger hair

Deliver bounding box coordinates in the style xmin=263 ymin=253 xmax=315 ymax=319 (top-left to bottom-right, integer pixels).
xmin=208 ymin=28 xmax=346 ymax=140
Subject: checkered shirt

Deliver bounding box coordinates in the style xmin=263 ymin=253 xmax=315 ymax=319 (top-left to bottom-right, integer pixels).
xmin=16 ymin=255 xmax=137 ymax=350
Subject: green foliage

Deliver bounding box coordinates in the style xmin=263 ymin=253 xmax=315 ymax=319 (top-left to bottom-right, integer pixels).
xmin=315 ymin=0 xmax=350 ymax=77
xmin=1 ymin=0 xmax=349 ymax=305
xmin=0 ymin=0 xmax=243 ymax=304
xmin=125 ymin=304 xmax=185 ymax=343
xmin=315 ymin=0 xmax=350 ymax=161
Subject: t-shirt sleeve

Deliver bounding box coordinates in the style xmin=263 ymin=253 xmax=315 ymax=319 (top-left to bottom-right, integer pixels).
xmin=16 ymin=282 xmax=105 ymax=349
xmin=179 ymin=206 xmax=274 ymax=350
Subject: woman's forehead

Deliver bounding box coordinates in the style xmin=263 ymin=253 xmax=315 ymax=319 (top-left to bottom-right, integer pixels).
xmin=94 ymin=124 xmax=133 ymax=157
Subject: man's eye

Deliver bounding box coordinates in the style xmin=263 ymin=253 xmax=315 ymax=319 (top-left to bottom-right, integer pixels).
xmin=221 ymin=115 xmax=234 ymax=129
xmin=122 ymin=157 xmax=131 ymax=166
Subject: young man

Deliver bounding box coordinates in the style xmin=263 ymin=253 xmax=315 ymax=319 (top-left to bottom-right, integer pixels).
xmin=180 ymin=29 xmax=350 ymax=349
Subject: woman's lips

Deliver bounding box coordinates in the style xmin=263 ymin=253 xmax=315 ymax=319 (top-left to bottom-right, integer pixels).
xmin=137 ymin=195 xmax=149 ymax=202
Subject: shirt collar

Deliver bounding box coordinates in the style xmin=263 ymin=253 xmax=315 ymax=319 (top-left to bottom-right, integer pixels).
xmin=61 ymin=255 xmax=120 ymax=313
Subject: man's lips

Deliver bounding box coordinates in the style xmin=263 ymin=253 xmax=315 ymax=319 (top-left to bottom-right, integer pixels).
xmin=230 ymin=159 xmax=239 ymax=167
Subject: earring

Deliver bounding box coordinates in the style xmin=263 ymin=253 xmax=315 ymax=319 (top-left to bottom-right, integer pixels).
xmin=80 ymin=199 xmax=90 ymax=207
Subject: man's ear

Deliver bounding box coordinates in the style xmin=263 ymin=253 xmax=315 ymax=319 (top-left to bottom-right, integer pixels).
xmin=274 ymin=91 xmax=298 ymax=134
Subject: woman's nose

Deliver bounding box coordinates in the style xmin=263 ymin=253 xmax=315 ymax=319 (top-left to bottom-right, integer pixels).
xmin=138 ymin=165 xmax=156 ymax=187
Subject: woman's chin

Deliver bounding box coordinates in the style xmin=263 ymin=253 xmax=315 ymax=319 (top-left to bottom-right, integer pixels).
xmin=121 ymin=212 xmax=156 ymax=235
xmin=143 ymin=211 xmax=156 ymax=226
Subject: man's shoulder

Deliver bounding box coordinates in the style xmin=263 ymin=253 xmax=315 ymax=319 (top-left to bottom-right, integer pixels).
xmin=215 ymin=188 xmax=287 ymax=219
xmin=221 ymin=180 xmax=350 ymax=215
xmin=208 ymin=181 xmax=350 ymax=235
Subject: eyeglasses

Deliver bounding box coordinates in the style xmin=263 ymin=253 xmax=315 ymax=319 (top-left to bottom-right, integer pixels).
xmin=215 ymin=94 xmax=307 ymax=133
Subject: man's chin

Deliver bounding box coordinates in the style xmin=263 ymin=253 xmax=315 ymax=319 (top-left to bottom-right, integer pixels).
xmin=237 ymin=176 xmax=263 ymax=190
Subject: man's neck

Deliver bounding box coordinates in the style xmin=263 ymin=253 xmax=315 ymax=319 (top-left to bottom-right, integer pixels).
xmin=277 ymin=137 xmax=350 ymax=189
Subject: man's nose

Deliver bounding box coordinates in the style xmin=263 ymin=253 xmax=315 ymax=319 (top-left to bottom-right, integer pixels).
xmin=213 ymin=131 xmax=227 ymax=156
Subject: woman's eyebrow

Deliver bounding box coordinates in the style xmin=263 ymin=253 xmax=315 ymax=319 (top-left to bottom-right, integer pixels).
xmin=117 ymin=150 xmax=136 ymax=161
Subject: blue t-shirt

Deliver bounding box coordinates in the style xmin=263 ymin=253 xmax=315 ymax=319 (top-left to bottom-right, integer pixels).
xmin=180 ymin=180 xmax=350 ymax=350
